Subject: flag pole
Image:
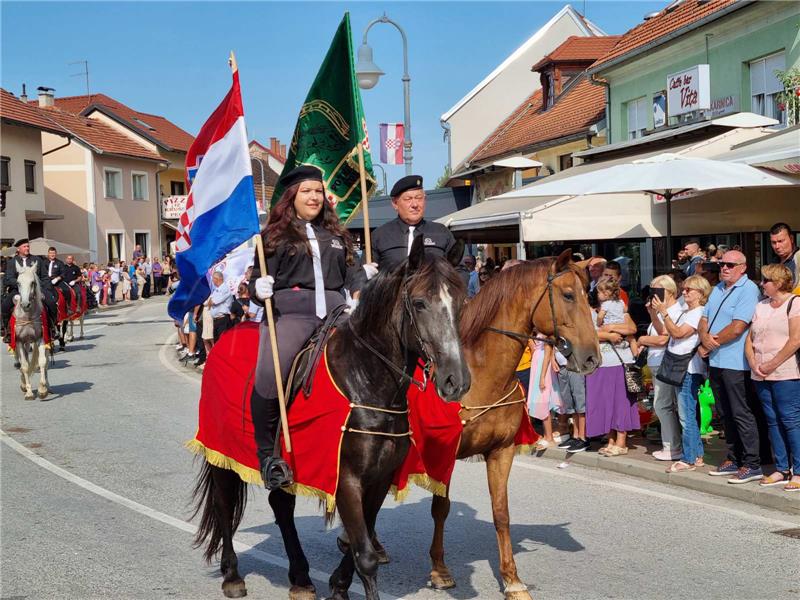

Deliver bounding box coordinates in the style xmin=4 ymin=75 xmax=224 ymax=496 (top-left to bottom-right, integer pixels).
xmin=357 ymin=143 xmax=372 ymax=264
xmin=230 ymin=50 xmax=292 ymax=454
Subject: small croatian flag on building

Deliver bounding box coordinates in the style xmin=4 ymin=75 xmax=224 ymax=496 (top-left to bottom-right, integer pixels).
xmin=379 ymin=122 xmax=404 ymax=165
xmin=168 ymin=69 xmax=259 ymax=321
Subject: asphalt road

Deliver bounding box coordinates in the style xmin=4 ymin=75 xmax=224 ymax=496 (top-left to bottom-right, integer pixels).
xmin=2 ymin=298 xmax=799 ymax=600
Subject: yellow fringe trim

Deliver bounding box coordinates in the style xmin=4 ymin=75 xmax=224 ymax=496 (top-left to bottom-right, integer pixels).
xmin=184 ymin=438 xmax=263 ymax=486
xmin=285 ymin=481 xmax=337 ymax=514
xmin=514 ymin=443 xmax=538 ymax=456
xmin=391 ymin=472 xmax=448 ymax=501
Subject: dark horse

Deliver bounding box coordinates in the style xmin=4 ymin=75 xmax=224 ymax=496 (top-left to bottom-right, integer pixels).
xmin=192 ymin=237 xmax=471 ymax=600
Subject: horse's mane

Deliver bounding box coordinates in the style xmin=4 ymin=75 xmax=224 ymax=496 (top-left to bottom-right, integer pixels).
xmin=460 ymin=258 xmax=586 ymax=348
xmin=350 ymin=255 xmax=465 ymax=338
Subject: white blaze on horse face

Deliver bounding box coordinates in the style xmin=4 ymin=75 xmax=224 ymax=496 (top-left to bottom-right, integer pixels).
xmin=438 ymin=284 xmax=460 ymax=357
xmin=18 ymin=267 xmax=35 ymax=309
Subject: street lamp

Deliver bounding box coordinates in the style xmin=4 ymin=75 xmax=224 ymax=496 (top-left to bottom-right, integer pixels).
xmin=355 ymin=13 xmax=413 ymax=176
xmin=372 ymin=163 xmax=388 ymax=195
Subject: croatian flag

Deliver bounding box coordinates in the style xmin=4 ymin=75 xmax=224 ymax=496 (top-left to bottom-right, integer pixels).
xmin=379 ymin=122 xmax=404 ymax=165
xmin=168 ymin=70 xmax=259 ymax=321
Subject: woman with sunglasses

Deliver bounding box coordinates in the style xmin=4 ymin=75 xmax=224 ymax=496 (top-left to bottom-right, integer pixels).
xmin=653 ymin=275 xmax=712 ymax=473
xmin=745 ymin=264 xmax=800 ymax=492
xmin=638 ymin=275 xmax=680 ymax=461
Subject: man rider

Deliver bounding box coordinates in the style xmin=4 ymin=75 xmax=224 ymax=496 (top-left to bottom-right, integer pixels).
xmin=62 ymin=254 xmax=83 ymax=313
xmin=370 ymin=175 xmax=457 ymax=273
xmin=1 ymin=239 xmax=59 ymax=343
xmin=45 ymin=247 xmax=77 ymax=315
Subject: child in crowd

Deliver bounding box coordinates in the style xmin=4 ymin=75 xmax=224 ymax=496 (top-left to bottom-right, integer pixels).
xmin=528 ymin=336 xmax=564 ymax=450
xmin=596 ymin=280 xmax=626 ymax=328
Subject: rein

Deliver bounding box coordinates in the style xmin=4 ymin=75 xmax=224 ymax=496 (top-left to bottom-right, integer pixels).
xmin=345 ymin=278 xmax=438 ymax=438
xmin=459 ymin=382 xmax=525 ymax=426
xmin=486 ymin=269 xmax=574 ymax=359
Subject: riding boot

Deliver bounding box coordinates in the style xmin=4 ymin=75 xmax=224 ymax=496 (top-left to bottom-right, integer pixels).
xmin=251 ymin=388 xmax=293 ymax=490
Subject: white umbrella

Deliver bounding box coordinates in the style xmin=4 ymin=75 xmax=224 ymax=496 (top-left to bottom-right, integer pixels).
xmin=495 ymin=153 xmax=794 ymax=268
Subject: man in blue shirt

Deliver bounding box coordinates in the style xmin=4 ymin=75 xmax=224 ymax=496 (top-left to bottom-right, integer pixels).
xmin=683 ymin=239 xmax=704 ymax=276
xmin=698 ymin=250 xmax=764 ymax=483
xmin=208 ymin=271 xmax=233 ymax=342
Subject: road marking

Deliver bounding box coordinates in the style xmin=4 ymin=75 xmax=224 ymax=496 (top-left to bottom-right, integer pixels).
xmin=0 ymin=430 xmax=398 ymax=600
xmin=512 ymin=458 xmax=799 ymax=528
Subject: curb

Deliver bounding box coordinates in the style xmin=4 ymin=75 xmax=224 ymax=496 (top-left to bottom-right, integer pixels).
xmin=532 ymin=446 xmax=800 ymax=515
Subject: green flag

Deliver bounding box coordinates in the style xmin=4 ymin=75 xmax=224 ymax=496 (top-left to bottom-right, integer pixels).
xmin=273 ymin=13 xmax=376 ymax=223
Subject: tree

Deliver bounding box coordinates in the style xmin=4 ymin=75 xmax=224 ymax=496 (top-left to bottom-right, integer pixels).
xmin=435 ymin=164 xmax=452 ymax=189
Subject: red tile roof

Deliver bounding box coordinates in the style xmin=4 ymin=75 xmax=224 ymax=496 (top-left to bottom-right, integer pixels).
xmin=591 ymin=0 xmax=739 ymax=71
xmin=0 ymin=89 xmax=69 ymax=136
xmin=43 ymin=93 xmax=194 ymax=153
xmin=39 ymin=107 xmax=163 ymax=161
xmin=531 ymin=35 xmax=622 ymax=72
xmin=468 ymin=75 xmax=604 ymax=164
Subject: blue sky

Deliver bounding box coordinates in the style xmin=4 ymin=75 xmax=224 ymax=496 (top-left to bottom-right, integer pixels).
xmin=2 ymin=1 xmax=666 ymax=189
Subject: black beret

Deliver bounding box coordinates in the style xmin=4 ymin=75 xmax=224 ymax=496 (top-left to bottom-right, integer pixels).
xmin=279 ymin=165 xmax=324 ymax=189
xmin=390 ymin=175 xmax=423 ymax=198
xmin=14 ymin=238 xmax=29 ymax=247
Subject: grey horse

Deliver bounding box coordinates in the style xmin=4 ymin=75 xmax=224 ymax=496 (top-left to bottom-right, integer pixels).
xmin=13 ymin=265 xmax=50 ymax=400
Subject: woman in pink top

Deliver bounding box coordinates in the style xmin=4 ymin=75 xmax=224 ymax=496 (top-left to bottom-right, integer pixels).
xmin=745 ymin=264 xmax=800 ymax=491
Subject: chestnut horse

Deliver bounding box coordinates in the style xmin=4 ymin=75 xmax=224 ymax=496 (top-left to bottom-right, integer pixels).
xmin=427 ymin=250 xmax=600 ymax=599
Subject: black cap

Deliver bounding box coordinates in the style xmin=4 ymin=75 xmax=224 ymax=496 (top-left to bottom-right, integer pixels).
xmin=390 ymin=175 xmax=423 ymax=198
xmin=14 ymin=238 xmax=29 ymax=247
xmin=279 ymin=165 xmax=324 ymax=190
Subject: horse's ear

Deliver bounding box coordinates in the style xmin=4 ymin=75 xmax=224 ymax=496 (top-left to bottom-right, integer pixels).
xmin=446 ymin=239 xmax=465 ymax=268
xmin=553 ymin=248 xmax=572 ymax=273
xmin=407 ymin=235 xmax=425 ymax=273
xmin=573 ymin=258 xmax=591 ymax=270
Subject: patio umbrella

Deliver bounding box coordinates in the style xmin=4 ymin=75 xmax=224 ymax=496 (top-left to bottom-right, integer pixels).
xmin=1 ymin=237 xmax=91 ymax=258
xmin=494 ymin=153 xmax=794 ymax=269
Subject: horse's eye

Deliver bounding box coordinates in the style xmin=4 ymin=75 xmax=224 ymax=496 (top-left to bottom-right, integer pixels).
xmin=412 ymin=299 xmax=428 ymax=311
xmin=563 ymin=292 xmax=575 ymax=302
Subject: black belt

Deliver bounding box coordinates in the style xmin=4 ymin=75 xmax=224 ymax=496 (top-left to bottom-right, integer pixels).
xmin=213 ymin=314 xmax=230 ymax=320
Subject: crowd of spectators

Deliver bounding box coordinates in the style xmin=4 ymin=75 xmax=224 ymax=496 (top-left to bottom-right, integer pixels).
xmin=508 ymin=222 xmax=799 ymax=492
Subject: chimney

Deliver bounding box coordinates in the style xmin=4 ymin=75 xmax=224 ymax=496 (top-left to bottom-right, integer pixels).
xmin=270 ymin=137 xmax=279 ymax=154
xmin=280 ymin=144 xmax=286 ymax=159
xmin=20 ymin=84 xmax=28 ymax=103
xmin=37 ymin=86 xmax=55 ymax=108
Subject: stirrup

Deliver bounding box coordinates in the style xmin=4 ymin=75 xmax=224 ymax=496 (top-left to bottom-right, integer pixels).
xmin=261 ymin=457 xmax=293 ymax=491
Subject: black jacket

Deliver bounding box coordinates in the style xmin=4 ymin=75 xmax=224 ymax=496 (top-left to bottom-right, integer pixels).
xmin=3 ymin=255 xmax=50 ymax=293
xmin=370 ymin=217 xmax=456 ymax=272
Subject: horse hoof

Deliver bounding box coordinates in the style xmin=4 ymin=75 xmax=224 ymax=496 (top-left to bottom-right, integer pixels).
xmin=222 ymin=578 xmax=247 ymax=598
xmin=505 ymin=585 xmax=533 ymax=600
xmin=376 ymin=548 xmax=390 ymax=565
xmin=288 ymin=584 xmax=316 ymax=600
xmin=430 ymin=571 xmax=456 ymax=590
xmin=38 ymin=390 xmax=49 ymax=400
xmin=324 ymin=593 xmax=349 ymax=600
xmin=24 ymin=393 xmax=35 ymax=401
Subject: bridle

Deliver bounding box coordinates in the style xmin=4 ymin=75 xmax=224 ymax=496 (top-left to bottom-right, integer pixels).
xmin=486 ymin=268 xmax=574 ymax=359
xmin=349 ymin=277 xmax=436 ymax=392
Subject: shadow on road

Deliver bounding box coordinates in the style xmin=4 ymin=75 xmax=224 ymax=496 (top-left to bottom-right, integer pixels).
xmin=59 ymin=343 xmax=96 ymax=352
xmin=236 ymin=498 xmax=584 ymax=598
xmin=46 ymin=381 xmax=94 ymax=399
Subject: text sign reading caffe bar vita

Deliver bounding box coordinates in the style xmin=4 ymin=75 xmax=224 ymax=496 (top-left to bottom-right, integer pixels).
xmin=162 ymin=195 xmax=188 ymax=220
xmin=667 ymin=64 xmax=711 ymax=117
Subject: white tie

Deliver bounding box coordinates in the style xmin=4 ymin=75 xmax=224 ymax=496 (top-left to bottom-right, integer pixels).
xmin=305 ymin=223 xmax=327 ymax=319
xmin=407 ymin=225 xmax=416 ymax=255
xmin=49 ymin=261 xmax=54 ymax=276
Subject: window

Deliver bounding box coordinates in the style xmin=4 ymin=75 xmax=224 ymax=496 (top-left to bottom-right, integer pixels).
xmin=558 ymin=153 xmax=573 ymax=171
xmin=133 ymin=117 xmax=154 ymax=130
xmin=134 ymin=232 xmax=150 ymax=258
xmin=24 ymin=160 xmax=35 ymax=192
xmin=626 ymin=97 xmax=649 ymax=139
xmin=542 ymin=73 xmax=555 ymax=110
xmin=750 ymin=52 xmax=786 ymax=124
xmin=170 ymin=180 xmax=185 ymax=195
xmin=104 ymin=168 xmax=122 ymax=199
xmin=131 ymin=171 xmax=148 ymax=200
xmin=107 ymin=232 xmax=123 ymax=262
xmin=1 ymin=156 xmax=9 ymax=191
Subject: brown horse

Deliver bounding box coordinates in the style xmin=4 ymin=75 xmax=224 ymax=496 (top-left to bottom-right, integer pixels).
xmin=428 ymin=250 xmax=599 ymax=599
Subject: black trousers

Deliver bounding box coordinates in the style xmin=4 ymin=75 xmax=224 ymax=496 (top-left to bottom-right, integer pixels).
xmin=212 ymin=315 xmax=232 ymax=342
xmin=709 ymin=367 xmax=772 ymax=470
xmin=250 ymin=289 xmax=345 ymax=468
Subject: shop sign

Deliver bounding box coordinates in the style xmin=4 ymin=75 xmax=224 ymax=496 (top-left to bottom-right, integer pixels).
xmin=667 ymin=64 xmax=710 ymax=117
xmin=651 ymin=190 xmax=693 ymax=205
xmin=710 ymin=95 xmax=738 ymax=116
xmin=162 ymin=195 xmax=188 ymax=219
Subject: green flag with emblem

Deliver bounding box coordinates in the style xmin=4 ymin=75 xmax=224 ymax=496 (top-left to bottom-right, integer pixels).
xmin=272 ymin=12 xmax=376 ymax=223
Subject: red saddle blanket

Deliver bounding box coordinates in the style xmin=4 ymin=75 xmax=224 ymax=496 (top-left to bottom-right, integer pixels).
xmin=8 ymin=311 xmax=51 ymax=351
xmin=55 ymin=287 xmax=86 ymax=321
xmin=187 ymin=322 xmax=538 ymax=512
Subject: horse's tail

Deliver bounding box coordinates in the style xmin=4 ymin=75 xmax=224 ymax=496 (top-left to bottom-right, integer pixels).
xmin=190 ymin=459 xmax=247 ymax=563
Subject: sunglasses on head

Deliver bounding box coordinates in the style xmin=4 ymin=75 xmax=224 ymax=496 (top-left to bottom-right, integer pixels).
xmin=718 ymin=261 xmax=743 ymax=269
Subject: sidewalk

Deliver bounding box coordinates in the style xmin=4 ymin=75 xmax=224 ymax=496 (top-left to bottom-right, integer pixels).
xmin=531 ymin=431 xmax=799 ymax=515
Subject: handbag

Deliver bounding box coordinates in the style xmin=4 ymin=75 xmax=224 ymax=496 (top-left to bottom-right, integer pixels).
xmin=655 ymin=311 xmax=696 ymax=386
xmin=609 ymin=343 xmax=645 ymax=395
